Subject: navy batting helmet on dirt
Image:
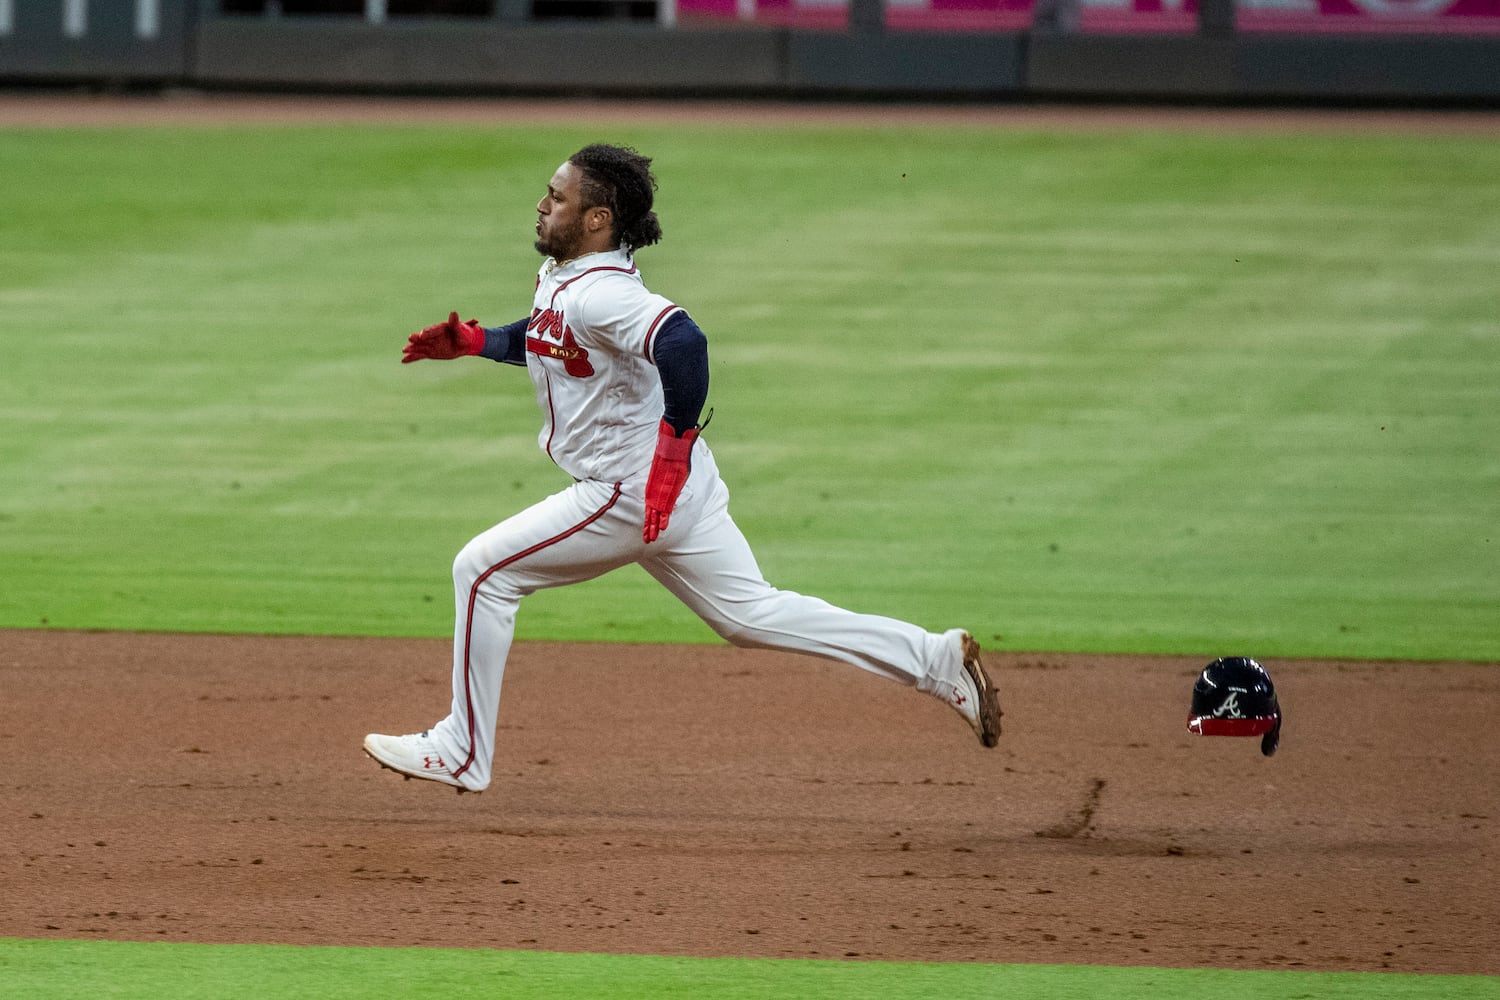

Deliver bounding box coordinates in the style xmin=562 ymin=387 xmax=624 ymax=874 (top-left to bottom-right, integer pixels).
xmin=1187 ymin=657 xmax=1282 ymax=756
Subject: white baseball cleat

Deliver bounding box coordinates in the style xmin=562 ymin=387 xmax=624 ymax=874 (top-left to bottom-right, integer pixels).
xmin=362 ymin=731 xmax=479 ymax=794
xmin=927 ymin=630 xmax=1003 ymax=747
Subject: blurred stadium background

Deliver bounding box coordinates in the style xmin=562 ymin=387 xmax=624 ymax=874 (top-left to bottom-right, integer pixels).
xmin=0 ymin=0 xmax=1496 ymax=103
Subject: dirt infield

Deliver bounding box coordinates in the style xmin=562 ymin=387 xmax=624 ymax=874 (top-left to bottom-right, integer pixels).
xmin=2 ymin=90 xmax=1498 ymax=134
xmin=2 ymin=629 xmax=1495 ymax=974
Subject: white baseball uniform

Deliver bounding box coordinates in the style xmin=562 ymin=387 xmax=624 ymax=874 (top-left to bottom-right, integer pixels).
xmin=423 ymin=248 xmax=963 ymax=791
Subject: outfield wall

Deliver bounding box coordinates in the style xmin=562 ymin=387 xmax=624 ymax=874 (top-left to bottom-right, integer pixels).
xmin=0 ymin=0 xmax=1497 ymax=103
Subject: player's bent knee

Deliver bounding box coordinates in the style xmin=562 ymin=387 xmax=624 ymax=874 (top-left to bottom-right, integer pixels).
xmin=453 ymin=545 xmax=534 ymax=604
xmin=452 ymin=543 xmax=503 ymax=590
xmin=452 ymin=547 xmax=482 ymax=586
xmin=702 ymin=615 xmax=762 ymax=649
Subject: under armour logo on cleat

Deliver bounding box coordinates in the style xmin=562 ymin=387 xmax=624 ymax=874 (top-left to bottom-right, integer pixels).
xmin=423 ymin=755 xmax=446 ymax=770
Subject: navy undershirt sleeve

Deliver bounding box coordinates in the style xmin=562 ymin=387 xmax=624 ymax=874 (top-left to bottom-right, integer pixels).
xmin=481 ymin=317 xmax=529 ymax=365
xmin=653 ymin=311 xmax=709 ymax=435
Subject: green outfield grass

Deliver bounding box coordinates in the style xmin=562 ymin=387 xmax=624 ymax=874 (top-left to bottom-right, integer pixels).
xmin=1 ymin=938 xmax=1494 ymax=1000
xmin=2 ymin=123 xmax=1497 ymax=660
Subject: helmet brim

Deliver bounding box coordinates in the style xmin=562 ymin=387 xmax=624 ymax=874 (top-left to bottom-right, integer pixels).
xmin=1187 ymin=715 xmax=1278 ymax=737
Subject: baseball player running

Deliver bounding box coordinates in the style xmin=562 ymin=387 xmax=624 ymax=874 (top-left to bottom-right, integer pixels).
xmin=363 ymin=144 xmax=1001 ymax=793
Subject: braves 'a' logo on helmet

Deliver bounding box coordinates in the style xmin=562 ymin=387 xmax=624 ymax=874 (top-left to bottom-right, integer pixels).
xmin=1187 ymin=657 xmax=1283 ymax=756
xmin=1211 ymin=691 xmax=1244 ymax=719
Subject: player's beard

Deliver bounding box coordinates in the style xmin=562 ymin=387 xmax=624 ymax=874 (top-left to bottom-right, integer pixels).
xmin=535 ymin=213 xmax=587 ymax=261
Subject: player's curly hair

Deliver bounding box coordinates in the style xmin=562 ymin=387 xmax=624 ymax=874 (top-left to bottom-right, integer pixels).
xmin=569 ymin=143 xmax=663 ymax=253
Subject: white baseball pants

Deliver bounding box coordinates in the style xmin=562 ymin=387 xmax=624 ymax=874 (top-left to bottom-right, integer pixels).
xmin=426 ymin=444 xmax=956 ymax=791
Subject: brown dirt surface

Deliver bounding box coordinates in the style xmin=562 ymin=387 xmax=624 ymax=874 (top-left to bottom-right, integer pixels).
xmin=2 ymin=91 xmax=1498 ymax=134
xmin=2 ymin=628 xmax=1496 ymax=974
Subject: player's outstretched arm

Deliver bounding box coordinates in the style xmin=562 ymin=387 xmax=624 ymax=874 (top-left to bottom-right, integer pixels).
xmin=401 ymin=311 xmax=485 ymax=363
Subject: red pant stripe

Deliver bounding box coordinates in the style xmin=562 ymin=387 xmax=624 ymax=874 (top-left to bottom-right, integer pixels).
xmin=452 ymin=483 xmax=623 ymax=779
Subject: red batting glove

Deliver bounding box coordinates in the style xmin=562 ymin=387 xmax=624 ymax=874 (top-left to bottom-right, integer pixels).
xmin=401 ymin=311 xmax=485 ymax=364
xmin=643 ymin=419 xmax=700 ymax=543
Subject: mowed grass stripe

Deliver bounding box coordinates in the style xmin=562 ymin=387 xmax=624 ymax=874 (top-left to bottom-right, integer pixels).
xmin=0 ymin=939 xmax=1495 ymax=1000
xmin=0 ymin=125 xmax=1496 ymax=658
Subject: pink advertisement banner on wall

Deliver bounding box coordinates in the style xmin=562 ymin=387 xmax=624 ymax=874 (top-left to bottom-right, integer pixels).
xmin=677 ymin=0 xmax=1500 ymax=33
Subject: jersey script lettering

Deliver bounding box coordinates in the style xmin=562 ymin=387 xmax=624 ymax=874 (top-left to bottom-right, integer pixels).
xmin=526 ymin=307 xmax=595 ymax=377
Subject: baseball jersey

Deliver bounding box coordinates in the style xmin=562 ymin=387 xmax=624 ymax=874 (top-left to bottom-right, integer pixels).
xmin=526 ymin=249 xmax=683 ymax=483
